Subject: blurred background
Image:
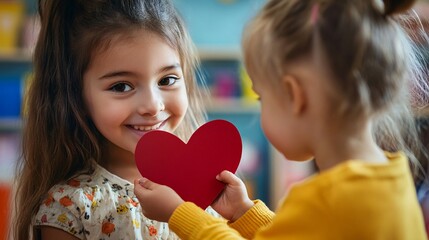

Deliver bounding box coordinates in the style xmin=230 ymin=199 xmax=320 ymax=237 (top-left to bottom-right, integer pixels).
xmin=0 ymin=0 xmax=428 ymax=238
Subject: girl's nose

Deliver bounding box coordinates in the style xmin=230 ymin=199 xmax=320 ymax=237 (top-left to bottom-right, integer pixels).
xmin=137 ymin=88 xmax=165 ymax=116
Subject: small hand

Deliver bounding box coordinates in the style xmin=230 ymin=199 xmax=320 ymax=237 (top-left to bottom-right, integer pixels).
xmin=211 ymin=170 xmax=254 ymax=222
xmin=134 ymin=178 xmax=184 ymax=222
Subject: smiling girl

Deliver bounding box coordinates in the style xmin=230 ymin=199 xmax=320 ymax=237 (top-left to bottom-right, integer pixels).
xmin=12 ymin=0 xmax=208 ymax=239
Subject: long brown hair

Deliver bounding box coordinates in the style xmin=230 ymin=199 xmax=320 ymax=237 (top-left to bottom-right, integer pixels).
xmin=243 ymin=0 xmax=428 ymax=177
xmin=12 ymin=0 xmax=206 ymax=239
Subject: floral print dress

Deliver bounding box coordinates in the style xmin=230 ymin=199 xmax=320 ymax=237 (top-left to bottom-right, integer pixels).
xmin=34 ymin=163 xmax=182 ymax=239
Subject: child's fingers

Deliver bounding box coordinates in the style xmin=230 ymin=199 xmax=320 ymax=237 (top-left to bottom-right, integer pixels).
xmin=216 ymin=170 xmax=240 ymax=185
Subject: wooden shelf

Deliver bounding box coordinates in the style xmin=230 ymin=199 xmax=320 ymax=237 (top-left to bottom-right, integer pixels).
xmin=0 ymin=118 xmax=22 ymax=132
xmin=197 ymin=46 xmax=242 ymax=61
xmin=0 ymin=50 xmax=32 ymax=63
xmin=205 ymin=98 xmax=260 ymax=114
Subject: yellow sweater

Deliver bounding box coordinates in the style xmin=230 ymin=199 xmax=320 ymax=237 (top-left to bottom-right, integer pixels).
xmin=169 ymin=152 xmax=427 ymax=239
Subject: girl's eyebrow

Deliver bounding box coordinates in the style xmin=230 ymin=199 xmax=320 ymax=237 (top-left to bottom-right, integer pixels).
xmin=99 ymin=63 xmax=182 ymax=80
xmin=157 ymin=63 xmax=182 ymax=74
xmin=99 ymin=71 xmax=135 ymax=79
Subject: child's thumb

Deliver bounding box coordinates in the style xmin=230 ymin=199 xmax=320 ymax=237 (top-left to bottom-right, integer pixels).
xmin=137 ymin=177 xmax=155 ymax=190
xmin=216 ymin=170 xmax=240 ymax=185
xmin=133 ymin=179 xmax=145 ymax=197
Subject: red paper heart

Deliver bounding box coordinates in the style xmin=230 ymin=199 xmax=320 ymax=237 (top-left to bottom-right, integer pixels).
xmin=135 ymin=119 xmax=242 ymax=209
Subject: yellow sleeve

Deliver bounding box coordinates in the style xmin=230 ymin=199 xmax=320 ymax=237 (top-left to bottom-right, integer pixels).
xmin=228 ymin=200 xmax=275 ymax=239
xmin=169 ymin=200 xmax=274 ymax=240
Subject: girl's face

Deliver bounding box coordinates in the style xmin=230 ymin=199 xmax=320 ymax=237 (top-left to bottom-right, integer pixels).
xmin=83 ymin=31 xmax=188 ymax=155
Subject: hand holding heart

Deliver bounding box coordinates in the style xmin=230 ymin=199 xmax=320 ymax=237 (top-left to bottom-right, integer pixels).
xmin=134 ymin=178 xmax=184 ymax=222
xmin=134 ymin=170 xmax=254 ymax=223
xmin=210 ymin=170 xmax=254 ymax=222
xmin=134 ymin=120 xmax=242 ymax=209
xmin=133 ymin=120 xmax=251 ymax=222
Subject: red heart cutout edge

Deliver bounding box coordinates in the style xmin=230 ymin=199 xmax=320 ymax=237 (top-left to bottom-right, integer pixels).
xmin=135 ymin=119 xmax=242 ymax=209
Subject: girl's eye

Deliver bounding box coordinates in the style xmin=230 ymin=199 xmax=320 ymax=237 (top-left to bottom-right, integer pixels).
xmin=158 ymin=76 xmax=178 ymax=87
xmin=109 ymin=83 xmax=133 ymax=92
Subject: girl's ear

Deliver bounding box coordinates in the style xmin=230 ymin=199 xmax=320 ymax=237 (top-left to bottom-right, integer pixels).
xmin=282 ymin=75 xmax=306 ymax=115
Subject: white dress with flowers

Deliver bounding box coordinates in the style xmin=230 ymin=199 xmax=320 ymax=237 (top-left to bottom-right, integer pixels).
xmin=33 ymin=163 xmax=216 ymax=239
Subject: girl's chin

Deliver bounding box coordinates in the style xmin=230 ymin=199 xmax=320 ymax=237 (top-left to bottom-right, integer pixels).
xmin=283 ymin=153 xmax=314 ymax=162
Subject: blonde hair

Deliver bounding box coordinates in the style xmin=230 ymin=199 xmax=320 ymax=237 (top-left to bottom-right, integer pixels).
xmin=243 ymin=0 xmax=428 ymax=178
xmin=12 ymin=0 xmax=206 ymax=239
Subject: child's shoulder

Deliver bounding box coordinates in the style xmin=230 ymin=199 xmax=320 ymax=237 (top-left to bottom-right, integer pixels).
xmin=34 ymin=164 xmax=141 ymax=237
xmin=288 ymin=152 xmax=412 ymax=202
